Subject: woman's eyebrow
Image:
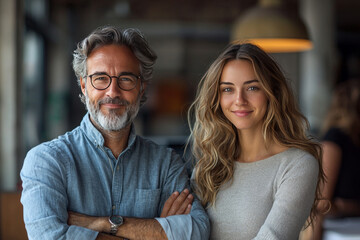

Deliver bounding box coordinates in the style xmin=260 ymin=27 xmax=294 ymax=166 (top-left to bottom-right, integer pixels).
xmin=220 ymin=79 xmax=259 ymax=85
xmin=243 ymin=79 xmax=259 ymax=85
xmin=219 ymin=82 xmax=234 ymax=85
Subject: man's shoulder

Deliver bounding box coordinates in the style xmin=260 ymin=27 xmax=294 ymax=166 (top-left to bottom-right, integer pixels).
xmin=133 ymin=135 xmax=183 ymax=163
xmin=28 ymin=126 xmax=83 ymax=158
xmin=135 ymin=135 xmax=173 ymax=152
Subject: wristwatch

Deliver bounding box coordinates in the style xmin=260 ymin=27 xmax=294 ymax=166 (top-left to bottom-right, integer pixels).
xmin=109 ymin=215 xmax=124 ymax=235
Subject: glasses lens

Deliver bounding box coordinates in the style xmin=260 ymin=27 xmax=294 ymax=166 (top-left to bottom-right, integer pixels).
xmin=118 ymin=74 xmax=138 ymax=90
xmin=91 ymin=74 xmax=111 ymax=90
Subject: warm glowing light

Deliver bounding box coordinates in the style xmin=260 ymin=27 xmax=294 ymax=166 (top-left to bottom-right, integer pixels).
xmin=231 ymin=0 xmax=312 ymax=53
xmin=237 ymin=38 xmax=313 ymax=53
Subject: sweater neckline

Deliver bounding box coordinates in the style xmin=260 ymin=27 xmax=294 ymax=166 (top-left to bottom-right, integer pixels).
xmin=235 ymin=147 xmax=296 ymax=166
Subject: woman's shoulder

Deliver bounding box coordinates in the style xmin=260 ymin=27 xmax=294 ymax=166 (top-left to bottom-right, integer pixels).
xmin=263 ymin=147 xmax=316 ymax=164
xmin=279 ymin=148 xmax=319 ymax=176
xmin=281 ymin=147 xmax=317 ymax=163
xmin=235 ymin=148 xmax=318 ymax=176
xmin=283 ymin=147 xmax=314 ymax=157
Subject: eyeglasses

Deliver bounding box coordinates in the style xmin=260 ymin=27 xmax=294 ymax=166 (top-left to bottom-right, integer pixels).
xmin=87 ymin=73 xmax=141 ymax=91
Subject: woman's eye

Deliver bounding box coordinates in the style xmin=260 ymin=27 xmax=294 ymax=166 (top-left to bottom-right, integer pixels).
xmin=222 ymin=87 xmax=232 ymax=92
xmin=248 ymin=86 xmax=259 ymax=91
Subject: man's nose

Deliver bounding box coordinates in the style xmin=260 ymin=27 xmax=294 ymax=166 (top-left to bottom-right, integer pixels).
xmin=105 ymin=78 xmax=123 ymax=97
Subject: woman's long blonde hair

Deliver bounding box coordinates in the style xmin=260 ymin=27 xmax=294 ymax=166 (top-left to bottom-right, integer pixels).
xmin=188 ymin=43 xmax=324 ymax=226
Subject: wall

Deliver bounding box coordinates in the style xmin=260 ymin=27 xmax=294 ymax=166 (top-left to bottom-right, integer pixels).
xmin=0 ymin=0 xmax=18 ymax=191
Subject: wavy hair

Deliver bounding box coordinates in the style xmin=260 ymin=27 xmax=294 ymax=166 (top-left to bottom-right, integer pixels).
xmin=188 ymin=43 xmax=324 ymax=226
xmin=72 ymin=25 xmax=157 ymax=106
xmin=322 ymin=79 xmax=360 ymax=146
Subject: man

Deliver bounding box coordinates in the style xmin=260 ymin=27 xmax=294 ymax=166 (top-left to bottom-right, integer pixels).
xmin=20 ymin=26 xmax=209 ymax=240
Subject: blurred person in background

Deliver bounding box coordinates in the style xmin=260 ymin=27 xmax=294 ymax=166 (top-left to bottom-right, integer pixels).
xmin=313 ymin=79 xmax=360 ymax=239
xmin=188 ymin=43 xmax=324 ymax=239
xmin=20 ymin=25 xmax=209 ymax=240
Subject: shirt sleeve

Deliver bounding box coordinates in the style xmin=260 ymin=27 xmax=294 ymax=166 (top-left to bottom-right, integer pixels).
xmin=20 ymin=143 xmax=99 ymax=240
xmin=254 ymin=152 xmax=319 ymax=240
xmin=155 ymin=150 xmax=210 ymax=240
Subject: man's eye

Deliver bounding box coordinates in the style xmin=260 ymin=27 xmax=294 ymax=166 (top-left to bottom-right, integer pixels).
xmin=94 ymin=76 xmax=108 ymax=81
xmin=120 ymin=77 xmax=132 ymax=82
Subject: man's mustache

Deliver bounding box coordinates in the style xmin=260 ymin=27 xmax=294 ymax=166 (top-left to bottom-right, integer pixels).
xmin=98 ymin=97 xmax=130 ymax=106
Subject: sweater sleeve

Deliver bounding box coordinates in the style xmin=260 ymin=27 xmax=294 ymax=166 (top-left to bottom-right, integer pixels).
xmin=254 ymin=152 xmax=319 ymax=240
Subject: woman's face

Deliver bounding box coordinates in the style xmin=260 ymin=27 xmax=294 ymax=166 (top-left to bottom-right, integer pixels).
xmin=219 ymin=59 xmax=268 ymax=133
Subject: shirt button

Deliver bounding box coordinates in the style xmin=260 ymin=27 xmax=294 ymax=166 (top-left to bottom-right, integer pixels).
xmin=112 ymin=205 xmax=116 ymax=210
xmin=117 ymin=166 xmax=120 ymax=171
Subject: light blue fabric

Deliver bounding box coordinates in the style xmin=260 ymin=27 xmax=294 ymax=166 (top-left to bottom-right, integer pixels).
xmin=20 ymin=113 xmax=209 ymax=240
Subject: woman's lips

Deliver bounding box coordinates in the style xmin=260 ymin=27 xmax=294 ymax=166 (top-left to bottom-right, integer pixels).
xmin=232 ymin=110 xmax=252 ymax=117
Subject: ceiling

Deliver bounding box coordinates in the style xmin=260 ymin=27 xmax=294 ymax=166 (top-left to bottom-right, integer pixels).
xmin=49 ymin=0 xmax=360 ymax=57
xmin=52 ymin=0 xmax=360 ymax=33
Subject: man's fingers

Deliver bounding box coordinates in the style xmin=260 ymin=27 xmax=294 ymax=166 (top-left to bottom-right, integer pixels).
xmin=161 ymin=189 xmax=194 ymax=217
xmin=168 ymin=189 xmax=192 ymax=215
xmin=160 ymin=191 xmax=179 ymax=217
xmin=175 ymin=193 xmax=193 ymax=215
xmin=184 ymin=204 xmax=192 ymax=215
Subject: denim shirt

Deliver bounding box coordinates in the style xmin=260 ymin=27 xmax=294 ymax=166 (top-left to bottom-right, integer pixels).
xmin=20 ymin=113 xmax=210 ymax=240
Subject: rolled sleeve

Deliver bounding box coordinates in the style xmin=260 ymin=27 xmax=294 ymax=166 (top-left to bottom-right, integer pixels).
xmin=156 ymin=215 xmax=192 ymax=240
xmin=20 ymin=144 xmax=98 ymax=240
xmin=156 ymin=151 xmax=210 ymax=240
xmin=156 ymin=211 xmax=210 ymax=240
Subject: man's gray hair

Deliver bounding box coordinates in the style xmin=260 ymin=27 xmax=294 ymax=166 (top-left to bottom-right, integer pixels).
xmin=73 ymin=26 xmax=157 ymax=106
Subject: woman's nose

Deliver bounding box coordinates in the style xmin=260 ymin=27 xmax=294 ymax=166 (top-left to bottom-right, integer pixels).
xmin=235 ymin=90 xmax=247 ymax=105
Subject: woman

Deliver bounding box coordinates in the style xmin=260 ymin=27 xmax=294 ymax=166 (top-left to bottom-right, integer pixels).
xmin=188 ymin=43 xmax=324 ymax=239
xmin=313 ymin=79 xmax=360 ymax=239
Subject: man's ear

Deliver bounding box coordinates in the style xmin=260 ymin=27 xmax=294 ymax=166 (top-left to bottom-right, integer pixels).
xmin=80 ymin=77 xmax=86 ymax=95
xmin=140 ymin=81 xmax=147 ymax=95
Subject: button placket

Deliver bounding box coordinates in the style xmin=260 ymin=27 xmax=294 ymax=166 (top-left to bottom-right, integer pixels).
xmin=112 ymin=155 xmax=123 ymax=215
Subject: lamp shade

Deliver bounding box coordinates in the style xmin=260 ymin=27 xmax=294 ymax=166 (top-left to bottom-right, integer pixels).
xmin=231 ymin=1 xmax=312 ymax=53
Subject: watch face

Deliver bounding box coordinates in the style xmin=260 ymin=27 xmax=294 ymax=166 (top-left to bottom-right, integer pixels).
xmin=110 ymin=215 xmax=123 ymax=225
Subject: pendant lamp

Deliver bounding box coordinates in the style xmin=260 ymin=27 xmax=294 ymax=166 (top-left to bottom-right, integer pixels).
xmin=231 ymin=0 xmax=312 ymax=53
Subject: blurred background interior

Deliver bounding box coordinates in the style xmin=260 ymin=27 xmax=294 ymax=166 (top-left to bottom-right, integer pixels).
xmin=1 ymin=0 xmax=360 ymax=192
xmin=0 ymin=0 xmax=360 ymax=238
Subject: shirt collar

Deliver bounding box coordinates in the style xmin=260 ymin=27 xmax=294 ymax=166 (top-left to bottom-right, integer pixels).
xmin=80 ymin=112 xmax=137 ymax=149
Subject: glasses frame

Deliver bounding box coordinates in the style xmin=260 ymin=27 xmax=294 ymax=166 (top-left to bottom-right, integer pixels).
xmin=87 ymin=72 xmax=142 ymax=91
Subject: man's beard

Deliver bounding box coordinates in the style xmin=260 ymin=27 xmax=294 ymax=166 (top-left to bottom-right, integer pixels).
xmin=84 ymin=90 xmax=140 ymax=131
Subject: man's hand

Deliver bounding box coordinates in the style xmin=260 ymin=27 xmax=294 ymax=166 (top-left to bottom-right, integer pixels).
xmin=97 ymin=233 xmax=124 ymax=239
xmin=160 ymin=189 xmax=193 ymax=217
xmin=68 ymin=211 xmax=107 ymax=232
xmin=68 ymin=212 xmax=166 ymax=239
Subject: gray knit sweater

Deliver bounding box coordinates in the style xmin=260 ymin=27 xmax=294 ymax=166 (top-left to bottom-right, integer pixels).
xmin=207 ymin=148 xmax=319 ymax=240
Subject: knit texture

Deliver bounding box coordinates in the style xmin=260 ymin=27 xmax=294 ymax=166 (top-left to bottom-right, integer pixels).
xmin=207 ymin=148 xmax=318 ymax=240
